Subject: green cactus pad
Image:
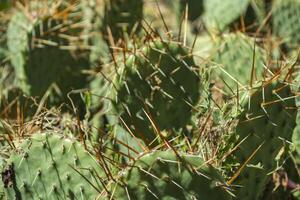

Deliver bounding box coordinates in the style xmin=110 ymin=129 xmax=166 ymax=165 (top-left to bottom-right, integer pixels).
xmin=203 ymin=0 xmax=250 ymax=31
xmin=113 ymin=40 xmax=200 ymax=145
xmin=108 ymin=150 xmax=232 ymax=199
xmin=228 ymin=80 xmax=297 ymax=199
xmin=180 ymin=0 xmax=204 ymax=22
xmin=3 ymin=133 xmax=104 ymax=199
xmin=292 ymin=69 xmax=300 ymax=167
xmin=272 ymin=0 xmax=300 ymax=49
xmin=7 ymin=1 xmax=90 ymax=106
xmin=103 ymin=0 xmax=143 ymax=41
xmin=212 ymin=33 xmax=266 ymax=92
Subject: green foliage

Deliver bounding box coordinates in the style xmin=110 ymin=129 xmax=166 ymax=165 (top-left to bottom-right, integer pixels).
xmin=1 ymin=0 xmax=300 ymax=199
xmin=180 ymin=0 xmax=204 ymax=22
xmin=212 ymin=33 xmax=266 ymax=92
xmin=272 ymin=0 xmax=300 ymax=49
xmin=3 ymin=133 xmax=104 ymax=199
xmin=109 ymin=150 xmax=232 ymax=199
xmin=112 ymin=39 xmax=200 ymax=145
xmin=7 ymin=1 xmax=90 ymax=107
xmin=227 ymin=80 xmax=297 ymax=200
xmin=203 ymin=0 xmax=250 ymax=31
xmin=103 ymin=0 xmax=143 ymax=41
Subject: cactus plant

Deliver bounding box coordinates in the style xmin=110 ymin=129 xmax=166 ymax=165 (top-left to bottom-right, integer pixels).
xmin=7 ymin=0 xmax=90 ymax=107
xmin=203 ymin=0 xmax=251 ymax=31
xmin=107 ymin=150 xmax=232 ymax=199
xmin=202 ymin=0 xmax=268 ymax=32
xmin=3 ymin=132 xmax=105 ymax=199
xmin=112 ymin=39 xmax=200 ymax=145
xmin=103 ymin=0 xmax=143 ymax=42
xmin=180 ymin=0 xmax=204 ymax=22
xmin=272 ymin=0 xmax=300 ymax=49
xmin=211 ymin=32 xmax=266 ymax=93
xmin=226 ymin=79 xmax=297 ymax=200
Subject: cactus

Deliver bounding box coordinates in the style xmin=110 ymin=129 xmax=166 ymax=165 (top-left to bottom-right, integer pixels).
xmin=292 ymin=69 xmax=300 ymax=157
xmin=203 ymin=0 xmax=251 ymax=31
xmin=211 ymin=32 xmax=266 ymax=93
xmin=202 ymin=0 xmax=267 ymax=32
xmin=7 ymin=0 xmax=90 ymax=107
xmin=225 ymin=79 xmax=297 ymax=199
xmin=3 ymin=132 xmax=105 ymax=199
xmin=107 ymin=150 xmax=232 ymax=199
xmin=272 ymin=0 xmax=300 ymax=49
xmin=103 ymin=0 xmax=143 ymax=42
xmin=180 ymin=0 xmax=204 ymax=22
xmin=112 ymin=39 xmax=200 ymax=145
xmin=0 ymin=0 xmax=12 ymax=11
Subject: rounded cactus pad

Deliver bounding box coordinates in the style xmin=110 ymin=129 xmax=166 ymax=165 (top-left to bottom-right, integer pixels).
xmin=6 ymin=1 xmax=90 ymax=105
xmin=272 ymin=0 xmax=300 ymax=48
xmin=108 ymin=150 xmax=232 ymax=199
xmin=203 ymin=0 xmax=250 ymax=31
xmin=228 ymin=80 xmax=297 ymax=199
xmin=113 ymin=40 xmax=200 ymax=145
xmin=212 ymin=33 xmax=266 ymax=92
xmin=3 ymin=133 xmax=104 ymax=199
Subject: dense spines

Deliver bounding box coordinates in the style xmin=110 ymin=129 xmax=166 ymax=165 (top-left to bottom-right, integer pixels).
xmin=112 ymin=39 xmax=200 ymax=145
xmin=103 ymin=0 xmax=143 ymax=42
xmin=272 ymin=0 xmax=300 ymax=49
xmin=7 ymin=0 xmax=90 ymax=107
xmin=227 ymin=80 xmax=297 ymax=199
xmin=108 ymin=150 xmax=232 ymax=199
xmin=3 ymin=133 xmax=104 ymax=199
xmin=1 ymin=0 xmax=300 ymax=198
xmin=211 ymin=33 xmax=266 ymax=92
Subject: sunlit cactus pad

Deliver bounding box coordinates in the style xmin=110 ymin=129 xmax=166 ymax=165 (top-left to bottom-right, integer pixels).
xmin=3 ymin=133 xmax=104 ymax=199
xmin=203 ymin=0 xmax=250 ymax=31
xmin=212 ymin=33 xmax=266 ymax=91
xmin=272 ymin=0 xmax=300 ymax=48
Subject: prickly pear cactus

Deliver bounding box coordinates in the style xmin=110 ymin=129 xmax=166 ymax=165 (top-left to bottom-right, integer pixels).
xmin=3 ymin=133 xmax=104 ymax=199
xmin=180 ymin=0 xmax=204 ymax=22
xmin=272 ymin=0 xmax=300 ymax=49
xmin=212 ymin=33 xmax=266 ymax=92
xmin=7 ymin=1 xmax=90 ymax=106
xmin=103 ymin=0 xmax=143 ymax=41
xmin=292 ymin=70 xmax=300 ymax=156
xmin=108 ymin=150 xmax=232 ymax=199
xmin=203 ymin=0 xmax=251 ymax=31
xmin=227 ymin=80 xmax=297 ymax=200
xmin=112 ymin=39 xmax=200 ymax=145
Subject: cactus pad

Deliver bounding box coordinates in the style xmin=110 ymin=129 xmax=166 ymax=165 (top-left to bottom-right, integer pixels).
xmin=103 ymin=0 xmax=143 ymax=41
xmin=7 ymin=1 xmax=90 ymax=106
xmin=228 ymin=80 xmax=297 ymax=199
xmin=109 ymin=150 xmax=232 ymax=199
xmin=203 ymin=0 xmax=250 ymax=31
xmin=272 ymin=0 xmax=300 ymax=48
xmin=3 ymin=133 xmax=104 ymax=199
xmin=212 ymin=33 xmax=266 ymax=92
xmin=113 ymin=40 xmax=200 ymax=145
